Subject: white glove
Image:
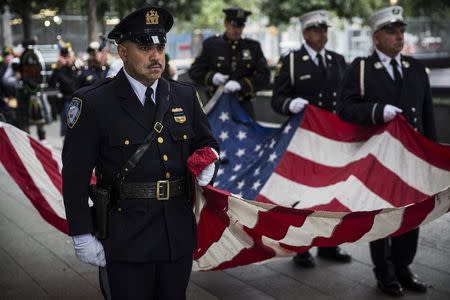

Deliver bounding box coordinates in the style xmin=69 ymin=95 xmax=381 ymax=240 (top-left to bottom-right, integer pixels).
xmin=73 ymin=234 xmax=106 ymax=267
xmin=289 ymin=97 xmax=309 ymax=114
xmin=223 ymin=80 xmax=242 ymax=93
xmin=383 ymin=104 xmax=403 ymax=123
xmin=197 ymin=162 xmax=215 ymax=186
xmin=212 ymin=73 xmax=229 ymax=86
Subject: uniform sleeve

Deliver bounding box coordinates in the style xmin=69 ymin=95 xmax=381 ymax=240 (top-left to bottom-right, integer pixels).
xmin=62 ymin=95 xmax=100 ymax=236
xmin=421 ymin=69 xmax=437 ymax=141
xmin=338 ymin=58 xmax=385 ymax=126
xmin=189 ymin=42 xmax=215 ymax=91
xmin=238 ymin=43 xmax=270 ymax=98
xmin=191 ymin=87 xmax=219 ymax=154
xmin=271 ymin=55 xmax=294 ymax=115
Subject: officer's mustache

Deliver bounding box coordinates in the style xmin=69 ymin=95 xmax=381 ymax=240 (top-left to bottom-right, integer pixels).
xmin=146 ymin=60 xmax=163 ymax=68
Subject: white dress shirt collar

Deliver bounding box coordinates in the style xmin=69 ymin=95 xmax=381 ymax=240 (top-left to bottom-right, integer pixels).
xmin=304 ymin=43 xmax=326 ymax=66
xmin=123 ymin=67 xmax=158 ymax=106
xmin=375 ymin=48 xmax=403 ymax=78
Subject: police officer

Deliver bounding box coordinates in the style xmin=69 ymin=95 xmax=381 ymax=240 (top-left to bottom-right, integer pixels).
xmin=272 ymin=10 xmax=351 ymax=269
xmin=189 ymin=7 xmax=270 ymax=118
xmin=48 ymin=43 xmax=80 ymax=136
xmin=78 ymin=41 xmax=107 ymax=87
xmin=338 ymin=6 xmax=434 ymax=297
xmin=62 ymin=7 xmax=219 ymax=299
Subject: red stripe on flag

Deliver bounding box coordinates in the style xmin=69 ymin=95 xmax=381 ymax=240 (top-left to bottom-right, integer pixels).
xmin=302 ymin=106 xmax=450 ymax=170
xmin=389 ymin=196 xmax=436 ymax=238
xmin=276 ymin=153 xmax=429 ymax=208
xmin=193 ymin=185 xmax=231 ymax=260
xmin=313 ymin=210 xmax=378 ymax=246
xmin=0 ymin=129 xmax=68 ymax=234
xmin=29 ymin=138 xmax=62 ymax=194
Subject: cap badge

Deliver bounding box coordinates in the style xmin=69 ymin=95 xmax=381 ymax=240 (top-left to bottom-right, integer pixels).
xmin=374 ymin=62 xmax=383 ymax=69
xmin=237 ymin=9 xmax=245 ymax=18
xmin=146 ymin=10 xmax=159 ymax=25
xmin=392 ymin=8 xmax=400 ymax=15
xmin=302 ymin=55 xmax=309 ymax=61
xmin=172 ymin=107 xmax=186 ymax=124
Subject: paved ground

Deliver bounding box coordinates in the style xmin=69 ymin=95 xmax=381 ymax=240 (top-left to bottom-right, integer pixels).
xmin=1 ymin=121 xmax=449 ymax=300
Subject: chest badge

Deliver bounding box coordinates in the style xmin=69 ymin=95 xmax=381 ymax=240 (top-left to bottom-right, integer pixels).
xmin=242 ymin=49 xmax=252 ymax=60
xmin=172 ymin=107 xmax=186 ymax=124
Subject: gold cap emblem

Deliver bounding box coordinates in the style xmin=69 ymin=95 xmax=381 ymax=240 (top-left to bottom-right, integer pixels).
xmin=146 ymin=10 xmax=159 ymax=25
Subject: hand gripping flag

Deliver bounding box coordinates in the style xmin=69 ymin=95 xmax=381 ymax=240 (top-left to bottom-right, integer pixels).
xmin=1 ymin=94 xmax=449 ymax=271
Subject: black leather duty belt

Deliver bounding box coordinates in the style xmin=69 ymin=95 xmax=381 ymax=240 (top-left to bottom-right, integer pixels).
xmin=120 ymin=178 xmax=186 ymax=201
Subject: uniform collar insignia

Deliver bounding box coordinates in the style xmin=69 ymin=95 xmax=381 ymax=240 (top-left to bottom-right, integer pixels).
xmin=326 ymin=54 xmax=332 ymax=60
xmin=374 ymin=62 xmax=383 ymax=69
xmin=402 ymin=60 xmax=410 ymax=68
xmin=302 ymin=55 xmax=309 ymax=61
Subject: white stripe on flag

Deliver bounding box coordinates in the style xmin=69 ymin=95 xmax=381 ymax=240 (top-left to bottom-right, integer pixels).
xmin=289 ymin=128 xmax=450 ymax=196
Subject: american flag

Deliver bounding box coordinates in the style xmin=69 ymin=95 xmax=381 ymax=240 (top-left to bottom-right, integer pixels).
xmin=1 ymin=94 xmax=449 ymax=272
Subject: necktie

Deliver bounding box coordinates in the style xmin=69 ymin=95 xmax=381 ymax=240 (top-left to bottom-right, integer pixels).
xmin=317 ymin=54 xmax=327 ymax=77
xmin=144 ymin=87 xmax=154 ymax=108
xmin=390 ymin=59 xmax=402 ymax=88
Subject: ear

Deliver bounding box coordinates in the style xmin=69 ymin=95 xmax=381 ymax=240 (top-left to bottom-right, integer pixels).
xmin=117 ymin=43 xmax=127 ymax=61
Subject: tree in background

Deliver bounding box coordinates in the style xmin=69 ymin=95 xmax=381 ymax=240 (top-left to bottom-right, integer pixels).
xmin=0 ymin=0 xmax=66 ymax=40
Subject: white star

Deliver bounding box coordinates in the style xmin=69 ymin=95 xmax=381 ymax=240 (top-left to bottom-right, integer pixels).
xmin=219 ymin=112 xmax=230 ymax=122
xmin=258 ymin=150 xmax=264 ymax=157
xmin=237 ymin=180 xmax=245 ymax=190
xmin=220 ymin=150 xmax=227 ymax=158
xmin=252 ymin=180 xmax=261 ymax=191
xmin=213 ymin=181 xmax=220 ymax=187
xmin=253 ymin=167 xmax=260 ymax=176
xmin=254 ymin=144 xmax=262 ymax=152
xmin=236 ymin=130 xmax=247 ymax=141
xmin=233 ymin=164 xmax=242 ymax=172
xmin=218 ymin=131 xmax=229 ymax=141
xmin=283 ymin=123 xmax=292 ymax=134
xmin=217 ymin=168 xmax=224 ymax=176
xmin=268 ymin=152 xmax=277 ymax=162
xmin=269 ymin=139 xmax=276 ymax=148
xmin=229 ymin=175 xmax=237 ymax=181
xmin=236 ymin=148 xmax=245 ymax=157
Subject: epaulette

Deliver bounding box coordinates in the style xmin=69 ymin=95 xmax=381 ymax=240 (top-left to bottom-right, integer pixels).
xmin=77 ymin=76 xmax=115 ymax=95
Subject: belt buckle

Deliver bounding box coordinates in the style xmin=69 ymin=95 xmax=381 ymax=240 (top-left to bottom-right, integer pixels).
xmin=156 ymin=180 xmax=169 ymax=200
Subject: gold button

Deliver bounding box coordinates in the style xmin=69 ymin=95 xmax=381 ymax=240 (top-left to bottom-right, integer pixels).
xmin=247 ymin=64 xmax=251 ymax=68
xmin=157 ymin=137 xmax=164 ymax=143
xmin=232 ymin=45 xmax=236 ymax=50
xmin=217 ymin=63 xmax=222 ymax=67
xmin=124 ymin=139 xmax=130 ymax=145
xmin=117 ymin=208 xmax=122 ymax=212
xmin=163 ymin=154 xmax=168 ymax=161
xmin=232 ymin=56 xmax=236 ymax=60
xmin=165 ymin=172 xmax=171 ymax=179
xmin=183 ymin=134 xmax=188 ymax=140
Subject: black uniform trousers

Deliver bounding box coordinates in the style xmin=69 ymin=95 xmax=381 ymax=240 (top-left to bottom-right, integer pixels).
xmin=370 ymin=228 xmax=419 ymax=280
xmin=104 ymin=256 xmax=192 ymax=300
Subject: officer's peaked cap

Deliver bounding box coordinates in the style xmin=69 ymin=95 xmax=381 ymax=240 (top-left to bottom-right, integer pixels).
xmin=107 ymin=6 xmax=173 ymax=45
xmin=367 ymin=6 xmax=407 ymax=32
xmin=223 ymin=7 xmax=251 ymax=27
xmin=299 ymin=10 xmax=331 ymax=30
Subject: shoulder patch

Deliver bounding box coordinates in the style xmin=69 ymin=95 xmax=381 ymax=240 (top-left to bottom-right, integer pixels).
xmin=67 ymin=97 xmax=83 ymax=128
